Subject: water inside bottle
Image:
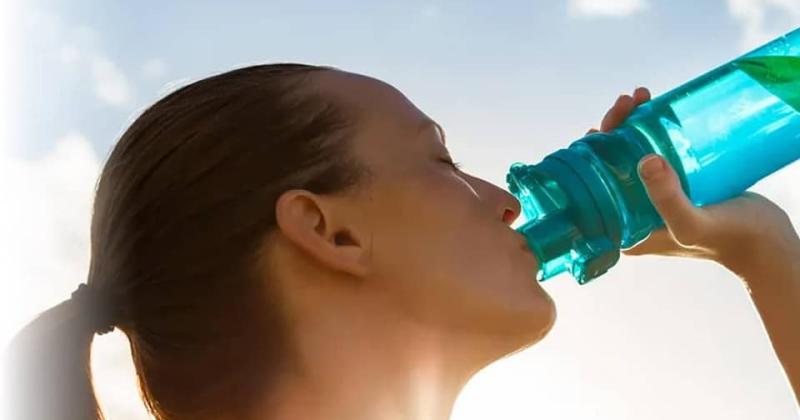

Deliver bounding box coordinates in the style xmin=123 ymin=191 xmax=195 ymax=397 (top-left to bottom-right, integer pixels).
xmin=508 ymin=35 xmax=800 ymax=283
xmin=624 ymin=55 xmax=800 ymax=206
xmin=736 ymin=56 xmax=800 ymax=112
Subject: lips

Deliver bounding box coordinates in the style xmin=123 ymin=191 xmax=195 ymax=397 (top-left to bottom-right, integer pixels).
xmin=518 ymin=237 xmax=532 ymax=254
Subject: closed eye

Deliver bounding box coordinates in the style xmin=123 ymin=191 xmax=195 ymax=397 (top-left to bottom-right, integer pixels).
xmin=439 ymin=157 xmax=463 ymax=171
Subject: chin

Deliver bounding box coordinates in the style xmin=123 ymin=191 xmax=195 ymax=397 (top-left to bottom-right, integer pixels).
xmin=459 ymin=298 xmax=557 ymax=367
xmin=509 ymin=295 xmax=558 ymax=352
xmin=535 ymin=299 xmax=557 ymax=342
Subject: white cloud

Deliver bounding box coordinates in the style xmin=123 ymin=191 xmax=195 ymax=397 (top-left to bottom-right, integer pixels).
xmin=0 ymin=0 xmax=18 ymax=156
xmin=727 ymin=0 xmax=800 ymax=51
xmin=142 ymin=58 xmax=168 ymax=80
xmin=90 ymin=55 xmax=133 ymax=106
xmin=93 ymin=332 xmax=155 ymax=419
xmin=0 ymin=132 xmax=99 ymax=348
xmin=568 ymin=0 xmax=647 ymax=18
xmin=23 ymin=9 xmax=133 ymax=107
xmin=57 ymin=44 xmax=80 ymax=64
xmin=749 ymin=162 xmax=800 ymax=229
xmin=0 ymin=132 xmax=152 ymax=419
xmin=158 ymin=76 xmax=193 ymax=97
xmin=420 ymin=4 xmax=441 ymax=19
xmin=55 ymin=43 xmax=133 ymax=106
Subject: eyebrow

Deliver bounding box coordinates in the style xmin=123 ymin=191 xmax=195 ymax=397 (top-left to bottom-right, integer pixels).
xmin=418 ymin=119 xmax=447 ymax=145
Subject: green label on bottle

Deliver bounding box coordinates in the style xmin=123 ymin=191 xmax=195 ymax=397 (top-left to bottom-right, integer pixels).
xmin=734 ymin=56 xmax=800 ymax=113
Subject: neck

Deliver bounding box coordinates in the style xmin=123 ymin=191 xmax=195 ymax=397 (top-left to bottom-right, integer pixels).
xmin=257 ymin=303 xmax=499 ymax=420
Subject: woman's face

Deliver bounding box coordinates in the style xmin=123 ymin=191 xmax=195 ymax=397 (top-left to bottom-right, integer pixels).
xmin=316 ymin=70 xmax=555 ymax=350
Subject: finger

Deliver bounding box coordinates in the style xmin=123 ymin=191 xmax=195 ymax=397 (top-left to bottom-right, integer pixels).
xmin=621 ymin=228 xmax=706 ymax=258
xmin=621 ymin=228 xmax=673 ymax=256
xmin=632 ymin=86 xmax=651 ymax=105
xmin=600 ymin=94 xmax=635 ymax=132
xmin=586 ymin=128 xmax=599 ymax=135
xmin=637 ymin=153 xmax=710 ymax=248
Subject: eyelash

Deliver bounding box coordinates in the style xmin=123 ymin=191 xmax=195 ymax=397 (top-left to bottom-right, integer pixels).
xmin=439 ymin=157 xmax=463 ymax=171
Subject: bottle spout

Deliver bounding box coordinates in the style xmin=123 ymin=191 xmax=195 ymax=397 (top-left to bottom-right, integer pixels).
xmin=516 ymin=211 xmax=578 ymax=281
xmin=508 ymin=162 xmax=576 ymax=281
xmin=507 ymin=151 xmax=624 ymax=284
xmin=507 ymin=163 xmax=569 ymax=222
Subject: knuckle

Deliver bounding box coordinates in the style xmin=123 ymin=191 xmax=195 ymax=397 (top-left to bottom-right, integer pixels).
xmin=652 ymin=185 xmax=683 ymax=210
xmin=669 ymin=210 xmax=712 ymax=248
xmin=672 ymin=223 xmax=707 ymax=247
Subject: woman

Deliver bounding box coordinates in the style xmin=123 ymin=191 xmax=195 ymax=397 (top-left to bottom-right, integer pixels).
xmin=6 ymin=64 xmax=799 ymax=420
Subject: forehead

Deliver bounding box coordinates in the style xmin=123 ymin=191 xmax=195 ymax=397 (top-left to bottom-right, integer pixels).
xmin=312 ymin=70 xmax=431 ymax=135
xmin=310 ymin=70 xmax=446 ymax=174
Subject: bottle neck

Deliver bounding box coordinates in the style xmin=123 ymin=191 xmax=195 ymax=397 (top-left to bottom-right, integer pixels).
xmin=508 ymin=143 xmax=623 ymax=284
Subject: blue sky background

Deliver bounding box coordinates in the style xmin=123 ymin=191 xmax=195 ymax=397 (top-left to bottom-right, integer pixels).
xmin=2 ymin=1 xmax=799 ymax=419
xmin=7 ymin=0 xmax=761 ymax=161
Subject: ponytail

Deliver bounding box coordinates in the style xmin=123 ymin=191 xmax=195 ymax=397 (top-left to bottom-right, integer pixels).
xmin=5 ymin=284 xmax=117 ymax=420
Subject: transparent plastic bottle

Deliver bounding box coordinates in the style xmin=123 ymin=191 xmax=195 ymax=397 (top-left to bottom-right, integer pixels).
xmin=507 ymin=27 xmax=800 ymax=285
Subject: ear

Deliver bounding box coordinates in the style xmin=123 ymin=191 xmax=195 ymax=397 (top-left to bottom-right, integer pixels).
xmin=275 ymin=189 xmax=370 ymax=278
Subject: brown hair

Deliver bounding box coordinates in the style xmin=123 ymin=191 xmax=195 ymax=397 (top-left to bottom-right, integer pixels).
xmin=6 ymin=63 xmax=368 ymax=420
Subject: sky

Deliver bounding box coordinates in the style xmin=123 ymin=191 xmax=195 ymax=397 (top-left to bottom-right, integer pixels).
xmin=1 ymin=0 xmax=799 ymax=419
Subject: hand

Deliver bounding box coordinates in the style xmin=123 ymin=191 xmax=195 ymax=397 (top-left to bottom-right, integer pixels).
xmin=587 ymin=87 xmax=800 ymax=279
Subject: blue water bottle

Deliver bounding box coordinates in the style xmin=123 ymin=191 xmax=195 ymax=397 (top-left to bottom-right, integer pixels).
xmin=507 ymin=27 xmax=800 ymax=285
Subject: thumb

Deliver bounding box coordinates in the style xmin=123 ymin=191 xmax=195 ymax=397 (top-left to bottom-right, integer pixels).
xmin=637 ymin=154 xmax=709 ymax=248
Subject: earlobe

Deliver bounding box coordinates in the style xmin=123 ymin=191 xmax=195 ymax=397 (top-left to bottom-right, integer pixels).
xmin=275 ymin=189 xmax=370 ymax=278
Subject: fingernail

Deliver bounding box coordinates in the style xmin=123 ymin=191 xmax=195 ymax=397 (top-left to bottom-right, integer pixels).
xmin=639 ymin=154 xmax=664 ymax=180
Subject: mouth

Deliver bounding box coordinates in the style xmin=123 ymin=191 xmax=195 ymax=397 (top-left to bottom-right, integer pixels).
xmin=517 ymin=235 xmax=533 ymax=255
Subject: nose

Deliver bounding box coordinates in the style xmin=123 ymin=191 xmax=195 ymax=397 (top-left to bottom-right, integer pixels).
xmin=499 ymin=190 xmax=522 ymax=226
xmin=461 ymin=172 xmax=523 ymax=226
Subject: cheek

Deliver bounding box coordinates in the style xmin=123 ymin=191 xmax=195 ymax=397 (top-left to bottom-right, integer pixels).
xmin=365 ymin=174 xmax=481 ymax=305
xmin=437 ymin=222 xmax=540 ymax=310
xmin=366 ymin=172 xmax=548 ymax=330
